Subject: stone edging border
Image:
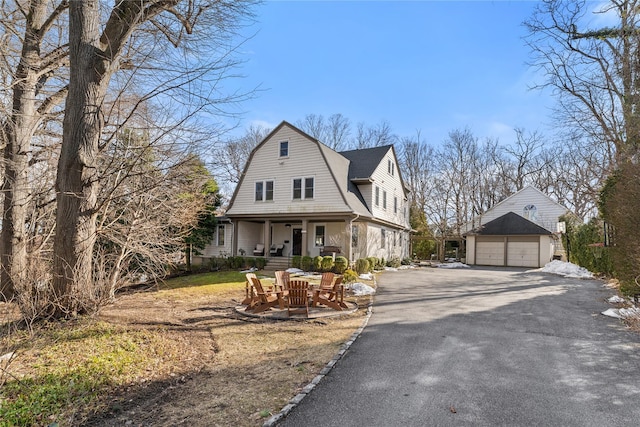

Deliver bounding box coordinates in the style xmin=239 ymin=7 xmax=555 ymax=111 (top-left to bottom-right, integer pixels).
xmin=262 ymin=299 xmax=374 ymax=427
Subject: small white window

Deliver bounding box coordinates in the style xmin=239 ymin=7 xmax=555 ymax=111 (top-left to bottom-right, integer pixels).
xmin=351 ymin=225 xmax=359 ymax=247
xmin=381 ymin=229 xmax=386 ymax=249
xmin=217 ymin=225 xmax=225 ymax=246
xmin=383 ymin=190 xmax=387 ymax=209
xmin=280 ymin=141 xmax=289 ymax=157
xmin=375 ymin=186 xmax=380 ymax=206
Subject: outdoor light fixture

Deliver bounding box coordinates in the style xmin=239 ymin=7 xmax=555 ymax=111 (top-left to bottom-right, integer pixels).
xmin=285 ymin=224 xmax=291 ymax=228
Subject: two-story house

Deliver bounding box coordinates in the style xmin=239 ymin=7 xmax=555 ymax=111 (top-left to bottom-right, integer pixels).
xmin=218 ymin=121 xmax=411 ymax=263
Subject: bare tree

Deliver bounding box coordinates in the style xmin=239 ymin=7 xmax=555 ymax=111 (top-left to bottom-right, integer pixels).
xmin=526 ymin=0 xmax=640 ymax=290
xmin=49 ymin=0 xmax=256 ymax=316
xmin=398 ymin=131 xmax=434 ymax=216
xmin=296 ymin=113 xmax=351 ymax=150
xmin=212 ymin=123 xmax=269 ymax=197
xmin=352 ymin=120 xmax=397 ymax=149
xmin=525 ymin=0 xmax=640 ymax=164
xmin=0 ymin=0 xmax=69 ymax=300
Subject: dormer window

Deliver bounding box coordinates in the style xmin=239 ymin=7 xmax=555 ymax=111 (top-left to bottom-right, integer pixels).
xmin=279 ymin=141 xmax=289 ymax=157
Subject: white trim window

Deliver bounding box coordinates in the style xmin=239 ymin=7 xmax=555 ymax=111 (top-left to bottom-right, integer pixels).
xmin=388 ymin=159 xmax=395 ymax=176
xmin=315 ymin=224 xmax=325 ymax=247
xmin=216 ymin=224 xmax=225 ymax=246
xmin=383 ymin=190 xmax=387 ymax=210
xmin=394 ymin=196 xmax=398 ymax=214
xmin=381 ymin=229 xmax=386 ymax=249
xmin=293 ymin=177 xmax=314 ymax=200
xmin=351 ymin=225 xmax=359 ymax=248
xmin=255 ymin=180 xmax=274 ymax=202
xmin=375 ymin=186 xmax=380 ymax=206
xmin=279 ymin=141 xmax=289 ymax=157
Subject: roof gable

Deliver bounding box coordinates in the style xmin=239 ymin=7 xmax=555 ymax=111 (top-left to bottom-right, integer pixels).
xmin=468 ymin=212 xmax=552 ymax=236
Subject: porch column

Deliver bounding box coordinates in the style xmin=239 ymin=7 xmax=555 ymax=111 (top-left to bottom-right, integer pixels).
xmin=264 ymin=220 xmax=271 ymax=254
xmin=345 ymin=217 xmax=352 ymax=261
xmin=232 ymin=220 xmax=239 ymax=255
xmin=301 ymin=219 xmax=308 ymax=256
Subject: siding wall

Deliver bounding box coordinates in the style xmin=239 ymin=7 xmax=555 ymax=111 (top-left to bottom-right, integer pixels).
xmin=228 ymin=127 xmax=351 ymax=215
xmin=199 ymin=224 xmax=233 ymax=257
xmin=367 ymin=151 xmax=410 ymax=229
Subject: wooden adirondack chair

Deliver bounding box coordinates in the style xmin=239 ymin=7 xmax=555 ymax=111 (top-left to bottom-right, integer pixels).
xmin=318 ymin=272 xmax=335 ymax=292
xmin=274 ymin=270 xmax=290 ymax=294
xmin=313 ymin=275 xmax=346 ymax=310
xmin=247 ymin=277 xmax=284 ymax=314
xmin=242 ymin=272 xmax=257 ymax=305
xmin=286 ymin=280 xmax=309 ymax=317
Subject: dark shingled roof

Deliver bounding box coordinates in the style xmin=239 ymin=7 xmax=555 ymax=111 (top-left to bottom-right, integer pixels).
xmin=468 ymin=212 xmax=552 ymax=236
xmin=340 ymin=145 xmax=393 ymax=180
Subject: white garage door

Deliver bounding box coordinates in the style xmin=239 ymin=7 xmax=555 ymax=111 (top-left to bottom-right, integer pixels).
xmin=507 ymin=237 xmax=539 ymax=267
xmin=476 ymin=237 xmax=505 ymax=266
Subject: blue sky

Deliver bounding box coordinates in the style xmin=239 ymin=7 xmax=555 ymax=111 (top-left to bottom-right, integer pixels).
xmin=227 ymin=0 xmax=559 ymax=146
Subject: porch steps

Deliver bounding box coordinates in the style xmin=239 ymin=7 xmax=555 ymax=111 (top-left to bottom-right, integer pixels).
xmin=265 ymin=257 xmax=292 ymax=271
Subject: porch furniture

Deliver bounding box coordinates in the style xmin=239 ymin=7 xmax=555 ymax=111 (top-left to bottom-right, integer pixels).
xmin=270 ymin=243 xmax=285 ymax=256
xmin=313 ymin=276 xmax=346 ymax=311
xmin=242 ymin=272 xmax=257 ymax=305
xmin=253 ymin=243 xmax=265 ymax=256
xmin=274 ymin=270 xmax=290 ymax=293
xmin=247 ymin=277 xmax=284 ymax=314
xmin=320 ymin=245 xmax=341 ymax=256
xmin=286 ymin=280 xmax=309 ymax=317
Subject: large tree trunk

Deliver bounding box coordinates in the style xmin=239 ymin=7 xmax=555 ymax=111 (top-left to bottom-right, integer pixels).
xmin=0 ymin=0 xmax=48 ymax=300
xmin=52 ymin=0 xmax=104 ymax=315
xmin=51 ymin=0 xmax=148 ymax=316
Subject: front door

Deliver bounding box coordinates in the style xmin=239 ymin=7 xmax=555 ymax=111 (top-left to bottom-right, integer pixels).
xmin=292 ymin=228 xmax=302 ymax=256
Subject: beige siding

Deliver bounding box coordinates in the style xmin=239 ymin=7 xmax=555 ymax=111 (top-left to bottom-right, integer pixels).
xmin=199 ymin=224 xmax=233 ymax=257
xmin=227 ymin=127 xmax=351 ymax=215
xmin=367 ymin=149 xmax=410 ymax=229
xmin=236 ymin=221 xmax=263 ymax=256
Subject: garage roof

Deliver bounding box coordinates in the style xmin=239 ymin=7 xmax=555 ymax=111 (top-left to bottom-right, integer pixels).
xmin=466 ymin=212 xmax=553 ymax=236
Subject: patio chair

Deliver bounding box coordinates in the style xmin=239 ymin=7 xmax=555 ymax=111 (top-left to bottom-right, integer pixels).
xmin=318 ymin=272 xmax=335 ymax=292
xmin=286 ymin=279 xmax=309 ymax=317
xmin=274 ymin=270 xmax=290 ymax=294
xmin=269 ymin=244 xmax=285 ymax=256
xmin=313 ymin=276 xmax=346 ymax=311
xmin=247 ymin=277 xmax=284 ymax=314
xmin=252 ymin=243 xmax=265 ymax=256
xmin=242 ymin=272 xmax=257 ymax=306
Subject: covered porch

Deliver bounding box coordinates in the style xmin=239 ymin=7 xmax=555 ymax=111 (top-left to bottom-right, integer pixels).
xmin=230 ymin=215 xmax=359 ymax=261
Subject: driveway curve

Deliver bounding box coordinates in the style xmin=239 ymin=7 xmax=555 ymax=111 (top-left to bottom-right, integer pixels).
xmin=278 ymin=267 xmax=640 ymax=426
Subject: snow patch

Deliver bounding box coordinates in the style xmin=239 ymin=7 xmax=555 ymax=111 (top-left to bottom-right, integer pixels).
xmin=359 ymin=273 xmax=374 ymax=281
xmin=601 ymin=307 xmax=640 ymax=319
xmin=348 ymin=282 xmax=376 ymax=296
xmin=437 ymin=262 xmax=470 ymax=269
xmin=607 ymin=295 xmax=626 ymax=304
xmin=531 ymin=260 xmax=594 ymax=279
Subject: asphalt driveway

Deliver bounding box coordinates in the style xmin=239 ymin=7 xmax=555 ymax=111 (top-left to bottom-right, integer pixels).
xmin=278 ymin=266 xmax=640 ymax=426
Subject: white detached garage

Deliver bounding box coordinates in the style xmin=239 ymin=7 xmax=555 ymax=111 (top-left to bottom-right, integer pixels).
xmin=465 ymin=212 xmax=557 ymax=268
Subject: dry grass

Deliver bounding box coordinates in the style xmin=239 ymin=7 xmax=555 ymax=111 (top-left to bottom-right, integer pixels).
xmin=0 ymin=271 xmax=373 ymax=426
